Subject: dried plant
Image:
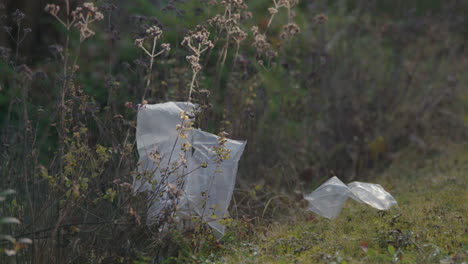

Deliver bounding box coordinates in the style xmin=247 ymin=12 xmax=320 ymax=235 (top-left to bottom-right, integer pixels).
xmin=251 ymin=26 xmax=277 ymax=59
xmin=266 ymin=0 xmax=299 ymax=28
xmin=280 ymin=22 xmax=301 ymax=39
xmin=44 ymin=0 xmax=105 ymax=160
xmin=2 ymin=9 xmax=31 ymax=66
xmin=250 ymin=0 xmax=301 ymax=61
xmin=134 ymin=25 xmax=170 ymax=101
xmin=181 ymin=25 xmax=214 ymax=101
xmin=208 ymin=0 xmax=249 ymax=64
xmin=45 ymin=2 xmax=104 ymax=42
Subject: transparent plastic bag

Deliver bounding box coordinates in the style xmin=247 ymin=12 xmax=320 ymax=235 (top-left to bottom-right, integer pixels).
xmin=304 ymin=176 xmax=397 ymax=219
xmin=134 ymin=102 xmax=246 ymax=238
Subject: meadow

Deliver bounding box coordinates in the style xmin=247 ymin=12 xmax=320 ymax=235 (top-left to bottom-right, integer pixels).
xmin=0 ymin=0 xmax=466 ymax=263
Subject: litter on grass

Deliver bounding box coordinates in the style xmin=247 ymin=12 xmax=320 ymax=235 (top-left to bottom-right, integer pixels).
xmin=304 ymin=176 xmax=397 ymax=219
xmin=134 ymin=102 xmax=246 ymax=238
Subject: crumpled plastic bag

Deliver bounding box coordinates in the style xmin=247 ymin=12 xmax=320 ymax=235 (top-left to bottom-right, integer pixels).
xmin=304 ymin=176 xmax=397 ymax=219
xmin=134 ymin=102 xmax=246 ymax=238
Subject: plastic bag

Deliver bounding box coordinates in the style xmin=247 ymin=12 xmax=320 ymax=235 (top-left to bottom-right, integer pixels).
xmin=304 ymin=176 xmax=397 ymax=219
xmin=134 ymin=102 xmax=246 ymax=238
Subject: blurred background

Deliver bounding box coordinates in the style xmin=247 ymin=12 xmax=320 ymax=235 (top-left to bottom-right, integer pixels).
xmin=0 ymin=0 xmax=467 ymax=262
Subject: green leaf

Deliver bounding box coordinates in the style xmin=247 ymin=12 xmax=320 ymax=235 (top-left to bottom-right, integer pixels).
xmin=388 ymin=245 xmax=395 ymax=255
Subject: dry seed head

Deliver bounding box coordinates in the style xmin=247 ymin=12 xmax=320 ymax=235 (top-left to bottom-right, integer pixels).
xmin=11 ymin=9 xmax=26 ymax=23
xmin=71 ymin=7 xmax=83 ymax=18
xmin=181 ymin=26 xmax=213 ymax=49
xmin=124 ymin=101 xmax=134 ymax=109
xmin=161 ymin=43 xmax=171 ymax=52
xmin=70 ymin=3 xmax=104 ymax=41
xmin=277 ymin=0 xmax=299 ymax=8
xmin=94 ymin=12 xmax=104 ymax=21
xmin=134 ymin=38 xmax=145 ymax=48
xmin=232 ymin=26 xmax=247 ymax=42
xmin=251 ymin=26 xmax=259 ymax=35
xmin=44 ymin=4 xmax=60 ymax=16
xmin=251 ymin=27 xmax=271 ymax=54
xmin=314 ymin=13 xmax=328 ymax=24
xmin=75 ymin=21 xmax=96 ymax=39
xmin=181 ymin=141 xmax=192 ymax=151
xmin=221 ymin=0 xmax=247 ymax=9
xmin=146 ymin=26 xmax=162 ymax=38
xmin=243 ymin=11 xmax=253 ymax=19
xmin=207 ymin=14 xmax=225 ymax=27
xmin=83 ymin=2 xmax=98 ymax=12
xmin=186 ymin=55 xmax=202 ymax=72
xmin=280 ymin=22 xmax=301 ymax=39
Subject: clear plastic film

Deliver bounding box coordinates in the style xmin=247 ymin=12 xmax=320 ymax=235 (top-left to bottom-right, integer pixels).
xmin=134 ymin=102 xmax=246 ymax=238
xmin=304 ymin=176 xmax=397 ymax=219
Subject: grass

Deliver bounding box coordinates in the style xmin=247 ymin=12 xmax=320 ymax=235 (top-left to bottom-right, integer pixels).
xmin=191 ymin=141 xmax=468 ymax=264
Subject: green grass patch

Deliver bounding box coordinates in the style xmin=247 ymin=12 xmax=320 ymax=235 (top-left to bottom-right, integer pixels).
xmin=186 ymin=142 xmax=467 ymax=263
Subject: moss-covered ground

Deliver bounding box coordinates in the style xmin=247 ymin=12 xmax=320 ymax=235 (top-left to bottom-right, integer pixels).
xmin=190 ymin=142 xmax=468 ymax=264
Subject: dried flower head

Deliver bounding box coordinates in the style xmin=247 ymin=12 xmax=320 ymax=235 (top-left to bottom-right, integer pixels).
xmin=221 ymin=0 xmax=248 ymax=10
xmin=251 ymin=26 xmax=273 ymax=55
xmin=277 ymin=0 xmax=299 ymax=8
xmin=44 ymin=4 xmax=60 ymax=16
xmin=268 ymin=7 xmax=278 ymax=15
xmin=83 ymin=2 xmax=98 ymax=12
xmin=211 ymin=131 xmax=232 ymax=162
xmin=186 ymin=55 xmax=202 ymax=72
xmin=280 ymin=23 xmax=301 ymax=39
xmin=45 ymin=2 xmax=104 ymax=42
xmin=134 ymin=38 xmax=144 ymax=48
xmin=231 ymin=26 xmax=247 ymax=42
xmin=243 ymin=11 xmax=253 ymax=19
xmin=182 ymin=26 xmax=214 ymax=49
xmin=72 ymin=3 xmax=104 ymax=41
xmin=314 ymin=13 xmax=328 ymax=24
xmin=11 ymin=9 xmax=26 ymax=23
xmin=181 ymin=26 xmax=215 ymax=99
xmin=146 ymin=26 xmax=162 ymax=38
xmin=149 ymin=151 xmax=162 ymax=164
xmin=134 ymin=26 xmax=170 ymax=57
xmin=181 ymin=141 xmax=192 ymax=151
xmin=161 ymin=43 xmax=171 ymax=52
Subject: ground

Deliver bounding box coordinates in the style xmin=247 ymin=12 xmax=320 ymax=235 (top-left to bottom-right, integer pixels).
xmin=208 ymin=142 xmax=467 ymax=264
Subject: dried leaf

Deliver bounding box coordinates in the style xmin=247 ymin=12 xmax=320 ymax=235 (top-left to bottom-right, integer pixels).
xmin=360 ymin=241 xmax=368 ymax=253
